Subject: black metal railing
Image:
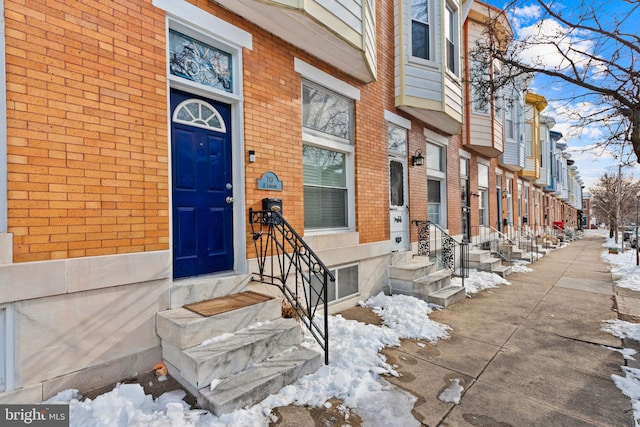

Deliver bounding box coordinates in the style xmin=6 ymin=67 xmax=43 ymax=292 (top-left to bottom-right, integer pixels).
xmin=415 ymin=220 xmax=469 ymax=287
xmin=488 ymin=227 xmax=515 ymax=263
xmin=472 ymin=226 xmax=516 ymax=263
xmin=516 ymin=226 xmax=540 ymax=262
xmin=249 ymin=209 xmax=334 ymax=365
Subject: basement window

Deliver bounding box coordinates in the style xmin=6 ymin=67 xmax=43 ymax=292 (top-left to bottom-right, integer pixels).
xmin=309 ymin=264 xmax=359 ymax=305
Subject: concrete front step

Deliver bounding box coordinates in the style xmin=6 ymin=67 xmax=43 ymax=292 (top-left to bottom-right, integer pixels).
xmin=389 ymin=259 xmax=436 ymax=282
xmin=156 ymin=295 xmax=282 ymax=350
xmin=511 ymin=249 xmax=531 ymax=262
xmin=162 ymin=317 xmax=302 ymax=390
xmin=169 ymin=273 xmax=252 ymax=309
xmin=469 ymin=249 xmax=492 ymax=262
xmin=198 ymin=346 xmax=322 ymax=416
xmin=390 ymin=269 xmax=451 ymax=298
xmin=469 ymin=257 xmax=502 ymax=272
xmin=492 ymin=264 xmax=512 ymax=278
xmin=428 ymin=285 xmax=466 ymax=307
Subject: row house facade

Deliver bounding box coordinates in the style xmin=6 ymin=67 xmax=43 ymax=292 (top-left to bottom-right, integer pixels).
xmin=0 ymin=0 xmax=584 ymax=406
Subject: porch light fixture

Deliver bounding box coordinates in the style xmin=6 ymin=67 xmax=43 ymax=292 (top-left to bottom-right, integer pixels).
xmin=412 ymin=149 xmax=424 ymax=166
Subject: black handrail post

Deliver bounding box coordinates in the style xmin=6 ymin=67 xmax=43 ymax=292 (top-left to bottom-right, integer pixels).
xmin=249 ymin=209 xmax=333 ymax=365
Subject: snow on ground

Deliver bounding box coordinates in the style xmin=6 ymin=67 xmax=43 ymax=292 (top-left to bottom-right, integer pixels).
xmin=599 ymin=235 xmax=640 ymax=427
xmin=601 ymin=235 xmax=640 ymax=291
xmin=511 ymin=261 xmax=534 ymax=273
xmin=606 ymin=329 xmax=640 ymax=425
xmin=46 ymin=292 xmax=450 ymax=427
xmin=451 ymin=269 xmax=510 ymax=295
xmin=44 ymin=232 xmax=640 ymax=427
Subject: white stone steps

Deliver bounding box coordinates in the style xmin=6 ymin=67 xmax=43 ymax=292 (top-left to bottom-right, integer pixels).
xmin=388 ymin=260 xmax=436 ymax=282
xmin=156 ymin=296 xmax=282 ymax=350
xmin=428 ymin=285 xmax=466 ymax=307
xmin=469 ymin=249 xmax=492 ymax=262
xmin=469 ymin=257 xmax=502 ymax=271
xmin=162 ymin=317 xmax=302 ymax=390
xmin=197 ymin=346 xmax=322 ymax=416
xmin=492 ymin=264 xmax=512 ymax=278
xmin=390 ymin=269 xmax=451 ymax=298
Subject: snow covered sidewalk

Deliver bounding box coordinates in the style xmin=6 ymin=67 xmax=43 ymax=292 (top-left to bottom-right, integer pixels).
xmin=47 ymin=231 xmax=638 ymax=426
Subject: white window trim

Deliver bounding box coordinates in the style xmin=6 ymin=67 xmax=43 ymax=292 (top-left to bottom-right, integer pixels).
xmin=155 ymin=0 xmax=252 ymax=274
xmin=327 ymin=263 xmax=360 ymax=304
xmin=444 ymin=1 xmax=460 ymax=77
xmin=295 ymin=59 xmax=360 ymax=100
xmin=298 ymin=62 xmax=358 ymax=234
xmin=154 ymin=0 xmax=251 ymax=50
xmin=408 ymin=0 xmax=437 ymax=68
xmin=384 ymin=110 xmax=411 ymax=130
xmin=426 ymin=130 xmax=448 ymax=228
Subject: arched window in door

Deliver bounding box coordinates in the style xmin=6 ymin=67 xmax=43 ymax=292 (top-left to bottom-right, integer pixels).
xmin=172 ymin=99 xmax=227 ymax=132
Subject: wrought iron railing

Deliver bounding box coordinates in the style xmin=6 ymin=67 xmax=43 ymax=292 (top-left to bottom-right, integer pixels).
xmin=415 ymin=220 xmax=469 ymax=287
xmin=516 ymin=226 xmax=540 ymax=262
xmin=249 ymin=209 xmax=334 ymax=365
xmin=472 ymin=226 xmax=516 ymax=263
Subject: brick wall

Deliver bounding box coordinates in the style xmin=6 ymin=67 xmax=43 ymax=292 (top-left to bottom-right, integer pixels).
xmin=5 ymin=0 xmax=169 ymax=262
xmin=188 ymin=0 xmax=395 ymax=249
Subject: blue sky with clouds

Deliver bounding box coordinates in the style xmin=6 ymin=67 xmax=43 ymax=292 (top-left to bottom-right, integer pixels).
xmin=487 ymin=0 xmax=640 ymax=191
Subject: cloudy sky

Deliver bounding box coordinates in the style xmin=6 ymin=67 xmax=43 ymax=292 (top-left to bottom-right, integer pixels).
xmin=489 ymin=0 xmax=640 ymax=191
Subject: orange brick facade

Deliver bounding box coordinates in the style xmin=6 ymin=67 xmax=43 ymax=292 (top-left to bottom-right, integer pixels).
xmin=5 ymin=0 xmax=169 ymax=262
xmin=5 ymin=0 xmax=417 ymax=263
xmin=3 ymin=0 xmax=580 ymax=263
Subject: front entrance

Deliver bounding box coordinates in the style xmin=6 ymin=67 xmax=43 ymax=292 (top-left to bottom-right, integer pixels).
xmin=171 ymin=89 xmax=234 ymax=278
xmin=389 ymin=156 xmax=410 ymax=252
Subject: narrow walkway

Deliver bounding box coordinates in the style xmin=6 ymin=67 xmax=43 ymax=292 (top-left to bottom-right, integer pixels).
xmin=382 ymin=233 xmax=634 ymax=426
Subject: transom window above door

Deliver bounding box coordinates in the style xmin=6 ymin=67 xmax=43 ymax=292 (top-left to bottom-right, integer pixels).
xmin=169 ymin=29 xmax=233 ymax=93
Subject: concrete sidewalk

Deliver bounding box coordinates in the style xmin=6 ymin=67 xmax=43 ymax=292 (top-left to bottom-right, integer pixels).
xmin=273 ymin=232 xmax=635 ymax=426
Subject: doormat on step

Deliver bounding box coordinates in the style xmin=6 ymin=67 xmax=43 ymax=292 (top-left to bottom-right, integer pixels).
xmin=183 ymin=290 xmax=274 ymax=317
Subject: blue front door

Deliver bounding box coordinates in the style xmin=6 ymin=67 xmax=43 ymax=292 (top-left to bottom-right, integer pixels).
xmin=171 ymin=89 xmax=233 ymax=278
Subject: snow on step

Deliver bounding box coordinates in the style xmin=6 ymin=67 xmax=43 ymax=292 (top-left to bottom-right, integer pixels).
xmin=197 ymin=346 xmax=322 ymax=416
xmin=156 ymin=294 xmax=282 ymax=350
xmin=162 ymin=317 xmax=302 ymax=389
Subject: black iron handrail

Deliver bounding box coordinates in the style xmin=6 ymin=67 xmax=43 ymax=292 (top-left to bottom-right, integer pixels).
xmin=516 ymin=226 xmax=540 ymax=262
xmin=249 ymin=209 xmax=334 ymax=365
xmin=415 ymin=220 xmax=469 ymax=288
xmin=472 ymin=226 xmax=515 ymax=262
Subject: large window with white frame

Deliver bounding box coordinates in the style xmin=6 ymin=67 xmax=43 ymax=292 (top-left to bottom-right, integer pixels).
xmin=445 ymin=3 xmax=459 ymax=75
xmin=505 ymin=102 xmax=515 ymax=140
xmin=411 ymin=0 xmax=431 ymax=61
xmin=471 ymin=56 xmax=490 ymax=114
xmin=506 ymin=176 xmax=513 ymax=225
xmin=478 ymin=162 xmax=489 ymax=226
xmin=302 ymin=79 xmax=355 ymax=230
xmin=493 ymin=64 xmax=502 ymax=121
xmin=427 ymin=141 xmax=446 ymax=227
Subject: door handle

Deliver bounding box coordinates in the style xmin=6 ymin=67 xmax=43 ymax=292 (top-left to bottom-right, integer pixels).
xmin=225 ymin=196 xmax=234 ymax=204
